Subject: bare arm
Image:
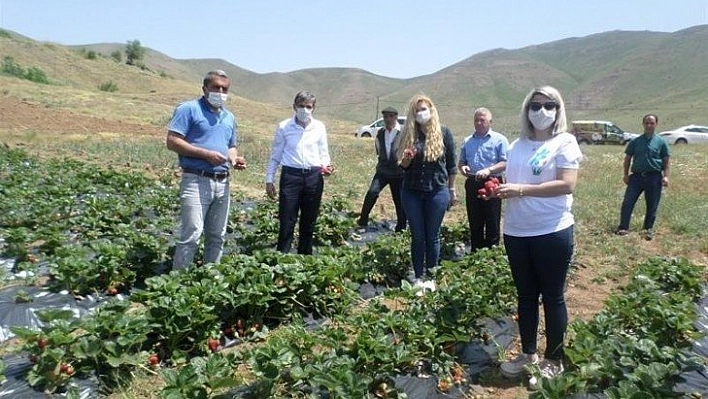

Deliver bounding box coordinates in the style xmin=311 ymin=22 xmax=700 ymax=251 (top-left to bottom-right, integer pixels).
xmin=499 ymin=168 xmax=578 ymax=198
xmin=622 ymin=154 xmax=632 ymax=184
xmin=661 ymin=156 xmax=670 ymax=187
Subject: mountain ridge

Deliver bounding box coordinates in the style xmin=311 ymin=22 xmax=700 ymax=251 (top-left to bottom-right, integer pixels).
xmin=1 ymin=25 xmax=707 ymax=135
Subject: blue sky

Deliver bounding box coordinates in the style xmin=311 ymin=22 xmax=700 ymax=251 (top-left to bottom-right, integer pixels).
xmin=1 ymin=1 xmax=706 ymax=79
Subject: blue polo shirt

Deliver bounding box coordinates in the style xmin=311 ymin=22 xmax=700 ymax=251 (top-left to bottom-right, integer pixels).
xmin=459 ymin=130 xmax=509 ymax=176
xmin=168 ymin=97 xmax=237 ymax=173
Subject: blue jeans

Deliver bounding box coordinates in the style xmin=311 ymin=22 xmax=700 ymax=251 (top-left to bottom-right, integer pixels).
xmin=504 ymin=226 xmax=574 ymax=361
xmin=173 ymin=174 xmax=230 ymax=269
xmin=401 ymin=185 xmax=450 ymax=279
xmin=618 ymin=172 xmax=663 ymax=231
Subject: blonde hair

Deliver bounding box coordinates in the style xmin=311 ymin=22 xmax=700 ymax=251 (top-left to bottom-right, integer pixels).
xmin=519 ymin=86 xmax=568 ymax=137
xmin=398 ymin=94 xmax=444 ymax=162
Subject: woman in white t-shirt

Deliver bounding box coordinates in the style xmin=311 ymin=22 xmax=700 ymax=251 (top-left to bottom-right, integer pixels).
xmin=495 ymin=86 xmax=583 ymax=385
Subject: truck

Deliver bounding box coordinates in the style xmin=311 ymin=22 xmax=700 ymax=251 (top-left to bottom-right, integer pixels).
xmin=570 ymin=120 xmax=639 ymax=145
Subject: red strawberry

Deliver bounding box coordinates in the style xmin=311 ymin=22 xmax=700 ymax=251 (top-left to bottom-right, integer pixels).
xmin=37 ymin=338 xmax=49 ymax=350
xmin=148 ymin=354 xmax=159 ymax=366
xmin=477 ymin=188 xmax=487 ymax=198
xmin=207 ymin=338 xmax=220 ymax=352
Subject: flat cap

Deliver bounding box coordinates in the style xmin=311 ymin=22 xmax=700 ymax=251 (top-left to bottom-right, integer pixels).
xmin=381 ymin=106 xmax=398 ymax=115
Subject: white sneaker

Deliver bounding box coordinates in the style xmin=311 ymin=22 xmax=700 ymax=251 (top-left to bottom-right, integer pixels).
xmin=413 ymin=279 xmax=426 ymax=297
xmin=529 ymin=359 xmax=564 ymax=388
xmin=538 ymin=358 xmax=564 ymax=378
xmin=423 ymin=280 xmax=436 ymax=292
xmin=500 ymin=353 xmax=539 ymax=379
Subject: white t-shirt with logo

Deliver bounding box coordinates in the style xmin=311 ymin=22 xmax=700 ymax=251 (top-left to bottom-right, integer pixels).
xmin=503 ymin=132 xmax=583 ymax=237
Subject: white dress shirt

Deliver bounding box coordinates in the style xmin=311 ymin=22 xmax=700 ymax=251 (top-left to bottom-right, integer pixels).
xmin=383 ymin=123 xmax=401 ymax=159
xmin=265 ymin=116 xmax=331 ymax=183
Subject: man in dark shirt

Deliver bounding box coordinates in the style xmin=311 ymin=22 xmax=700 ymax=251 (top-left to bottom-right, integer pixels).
xmin=357 ymin=106 xmax=406 ymax=232
xmin=615 ymin=114 xmax=670 ymax=240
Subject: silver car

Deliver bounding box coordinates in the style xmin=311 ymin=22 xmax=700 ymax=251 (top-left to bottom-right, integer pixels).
xmin=659 ymin=125 xmax=708 ymax=144
xmin=355 ymin=116 xmax=406 ymax=138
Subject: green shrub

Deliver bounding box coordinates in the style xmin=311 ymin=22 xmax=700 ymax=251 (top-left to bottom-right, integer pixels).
xmin=24 ymin=66 xmax=49 ymax=84
xmin=2 ymin=55 xmax=25 ymax=78
xmin=110 ymin=50 xmax=122 ymax=63
xmin=1 ymin=56 xmax=49 ymax=84
xmin=98 ymin=81 xmax=118 ymax=92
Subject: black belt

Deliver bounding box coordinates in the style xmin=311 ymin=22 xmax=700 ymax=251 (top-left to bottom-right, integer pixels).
xmin=634 ymin=170 xmax=661 ymax=177
xmin=282 ymin=166 xmax=321 ymax=175
xmin=182 ymin=168 xmax=230 ymax=180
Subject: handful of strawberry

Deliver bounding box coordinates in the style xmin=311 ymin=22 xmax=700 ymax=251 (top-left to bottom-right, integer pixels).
xmin=477 ymin=177 xmax=500 ymax=198
xmin=320 ymin=164 xmax=335 ymax=176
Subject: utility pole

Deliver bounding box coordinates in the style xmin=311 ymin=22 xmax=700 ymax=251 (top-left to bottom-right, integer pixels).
xmin=375 ymin=96 xmax=379 ymax=120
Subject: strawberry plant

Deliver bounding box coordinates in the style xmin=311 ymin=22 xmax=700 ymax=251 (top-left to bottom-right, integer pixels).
xmin=531 ymin=257 xmax=704 ymax=398
xmin=160 ymin=353 xmax=243 ymax=399
xmin=358 ymin=233 xmax=411 ymax=286
xmin=313 ymin=195 xmax=356 ymax=247
xmin=0 ymin=358 xmax=6 ymax=385
xmin=10 ymin=309 xmax=83 ymax=394
xmin=231 ymin=200 xmax=279 ymax=254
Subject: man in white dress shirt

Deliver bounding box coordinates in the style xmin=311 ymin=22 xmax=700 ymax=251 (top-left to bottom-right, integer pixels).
xmin=265 ymin=91 xmax=333 ymax=254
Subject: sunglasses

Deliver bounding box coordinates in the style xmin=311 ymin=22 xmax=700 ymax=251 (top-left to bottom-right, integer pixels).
xmin=529 ymin=102 xmax=558 ymax=111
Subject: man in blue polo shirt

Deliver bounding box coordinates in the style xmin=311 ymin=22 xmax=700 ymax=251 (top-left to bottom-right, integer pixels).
xmin=615 ymin=113 xmax=670 ymax=241
xmin=458 ymin=107 xmax=509 ymax=252
xmin=166 ymin=70 xmax=246 ymax=269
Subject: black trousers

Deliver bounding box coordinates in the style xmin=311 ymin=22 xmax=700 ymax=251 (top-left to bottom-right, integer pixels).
xmin=277 ymin=167 xmax=324 ymax=255
xmin=358 ymin=173 xmax=406 ymax=231
xmin=465 ymin=176 xmax=504 ymax=252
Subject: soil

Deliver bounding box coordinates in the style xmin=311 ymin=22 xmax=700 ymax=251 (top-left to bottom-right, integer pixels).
xmin=0 ymin=96 xmax=162 ymax=137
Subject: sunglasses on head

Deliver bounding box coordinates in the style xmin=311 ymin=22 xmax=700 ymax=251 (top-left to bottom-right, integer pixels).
xmin=529 ymin=102 xmax=558 ymax=111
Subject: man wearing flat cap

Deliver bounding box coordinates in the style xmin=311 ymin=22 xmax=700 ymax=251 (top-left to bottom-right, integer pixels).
xmin=356 ymin=106 xmax=407 ymax=232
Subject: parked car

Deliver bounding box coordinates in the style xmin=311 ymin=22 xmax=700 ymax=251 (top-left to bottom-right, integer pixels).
xmin=570 ymin=120 xmax=639 ymax=145
xmin=658 ymin=125 xmax=708 ymax=144
xmin=355 ymin=116 xmax=406 ymax=138
xmin=622 ymin=131 xmax=640 ymax=143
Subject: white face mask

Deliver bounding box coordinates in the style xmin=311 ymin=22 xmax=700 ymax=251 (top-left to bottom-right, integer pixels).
xmin=207 ymin=92 xmax=228 ymax=108
xmin=415 ymin=109 xmax=431 ymax=124
xmin=528 ymin=108 xmax=557 ymax=131
xmin=296 ymin=107 xmax=312 ymax=123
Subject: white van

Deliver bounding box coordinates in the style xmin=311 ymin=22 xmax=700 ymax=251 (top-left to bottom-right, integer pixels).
xmin=355 ymin=116 xmax=407 ymax=138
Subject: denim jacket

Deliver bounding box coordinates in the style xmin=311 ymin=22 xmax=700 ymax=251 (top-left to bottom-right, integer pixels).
xmin=402 ymin=126 xmax=457 ymax=192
